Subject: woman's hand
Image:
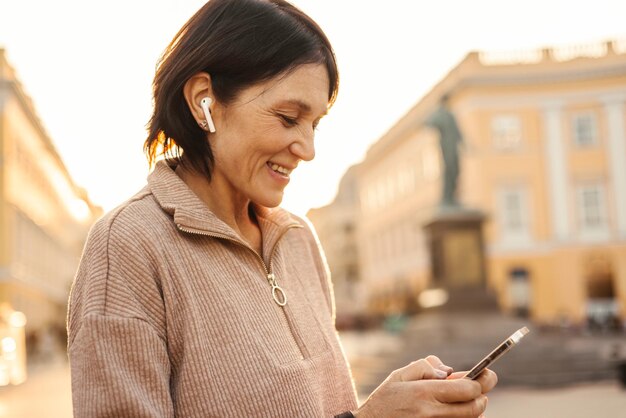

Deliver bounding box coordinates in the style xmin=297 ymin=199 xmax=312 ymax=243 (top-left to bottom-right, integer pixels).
xmin=353 ymin=355 xmax=497 ymax=418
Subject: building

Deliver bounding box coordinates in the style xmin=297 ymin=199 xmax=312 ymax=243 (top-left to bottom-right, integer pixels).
xmin=307 ymin=165 xmax=366 ymax=326
xmin=312 ymin=39 xmax=626 ymax=327
xmin=0 ymin=49 xmax=101 ymax=354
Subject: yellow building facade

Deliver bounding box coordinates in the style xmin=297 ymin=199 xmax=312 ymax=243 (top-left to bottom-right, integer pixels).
xmin=0 ymin=49 xmax=100 ymax=345
xmin=315 ymin=40 xmax=626 ymax=326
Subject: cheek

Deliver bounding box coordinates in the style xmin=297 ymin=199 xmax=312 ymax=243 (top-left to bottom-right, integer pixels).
xmin=214 ymin=112 xmax=290 ymax=168
xmin=247 ymin=125 xmax=291 ymax=155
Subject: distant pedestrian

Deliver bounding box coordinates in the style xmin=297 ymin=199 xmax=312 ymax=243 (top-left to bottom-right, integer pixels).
xmin=67 ymin=1 xmax=497 ymax=417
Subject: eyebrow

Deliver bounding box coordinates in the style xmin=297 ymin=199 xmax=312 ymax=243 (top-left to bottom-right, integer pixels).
xmin=278 ymin=99 xmax=328 ymax=118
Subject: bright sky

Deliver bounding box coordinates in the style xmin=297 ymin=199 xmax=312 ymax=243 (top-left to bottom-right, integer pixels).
xmin=1 ymin=0 xmax=625 ymax=216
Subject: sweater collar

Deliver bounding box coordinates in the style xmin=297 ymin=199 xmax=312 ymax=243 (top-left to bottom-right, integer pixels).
xmin=147 ymin=160 xmax=303 ymax=248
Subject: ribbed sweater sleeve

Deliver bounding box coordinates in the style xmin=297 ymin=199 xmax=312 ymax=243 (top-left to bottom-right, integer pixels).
xmin=68 ymin=209 xmax=173 ymax=418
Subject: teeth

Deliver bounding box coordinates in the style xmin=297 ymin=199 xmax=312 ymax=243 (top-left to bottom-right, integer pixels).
xmin=269 ymin=163 xmax=291 ymax=175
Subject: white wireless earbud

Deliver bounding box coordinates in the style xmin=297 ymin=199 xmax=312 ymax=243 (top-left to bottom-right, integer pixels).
xmin=200 ymin=97 xmax=216 ymax=133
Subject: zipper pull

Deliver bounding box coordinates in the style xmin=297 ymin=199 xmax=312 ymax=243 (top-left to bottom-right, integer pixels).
xmin=267 ymin=273 xmax=287 ymax=307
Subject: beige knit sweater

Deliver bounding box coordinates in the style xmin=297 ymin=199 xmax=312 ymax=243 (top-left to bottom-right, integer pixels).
xmin=67 ymin=161 xmax=358 ymax=417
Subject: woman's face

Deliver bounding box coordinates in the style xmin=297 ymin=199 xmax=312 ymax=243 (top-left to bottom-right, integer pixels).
xmin=209 ymin=63 xmax=330 ymax=209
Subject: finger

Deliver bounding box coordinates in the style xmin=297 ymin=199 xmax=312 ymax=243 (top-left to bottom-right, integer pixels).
xmin=394 ymin=358 xmax=448 ymax=382
xmin=476 ymin=369 xmax=498 ymax=394
xmin=425 ymin=355 xmax=454 ymax=376
xmin=435 ymin=395 xmax=488 ymax=418
xmin=448 ymin=371 xmax=469 ymax=380
xmin=448 ymin=369 xmax=498 ymax=393
xmin=427 ymin=378 xmax=482 ymax=403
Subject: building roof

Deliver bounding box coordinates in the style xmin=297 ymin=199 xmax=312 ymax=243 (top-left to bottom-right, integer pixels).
xmin=364 ymin=39 xmax=626 ymax=162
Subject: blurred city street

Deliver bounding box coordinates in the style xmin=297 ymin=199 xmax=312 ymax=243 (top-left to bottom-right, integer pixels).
xmin=1 ymin=312 xmax=625 ymax=417
xmin=486 ymin=382 xmax=626 ymax=418
xmin=339 ymin=311 xmax=626 ymax=417
xmin=0 ymin=354 xmax=71 ymax=418
xmin=2 ymin=359 xmax=626 ymax=418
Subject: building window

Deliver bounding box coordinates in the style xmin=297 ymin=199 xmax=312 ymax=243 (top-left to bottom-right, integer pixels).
xmin=497 ymin=186 xmax=531 ymax=244
xmin=387 ymin=175 xmax=396 ymax=203
xmin=572 ymin=113 xmax=597 ymax=147
xmin=576 ymin=183 xmax=607 ymax=231
xmin=492 ymin=115 xmax=522 ymax=150
xmin=365 ymin=185 xmax=379 ymax=213
xmin=504 ymin=192 xmax=523 ymax=230
xmin=508 ymin=267 xmax=531 ymax=317
xmin=397 ymin=167 xmax=411 ymax=197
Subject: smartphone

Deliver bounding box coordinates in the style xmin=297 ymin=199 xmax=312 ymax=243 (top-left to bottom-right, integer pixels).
xmin=464 ymin=326 xmax=529 ymax=380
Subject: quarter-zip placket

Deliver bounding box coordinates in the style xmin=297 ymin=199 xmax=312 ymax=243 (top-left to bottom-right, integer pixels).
xmin=174 ymin=221 xmax=308 ymax=360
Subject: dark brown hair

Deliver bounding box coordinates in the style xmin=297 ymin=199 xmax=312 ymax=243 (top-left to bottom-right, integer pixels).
xmin=145 ymin=0 xmax=339 ymax=179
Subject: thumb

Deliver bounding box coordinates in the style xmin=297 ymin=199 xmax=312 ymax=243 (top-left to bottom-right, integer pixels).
xmin=391 ymin=358 xmax=448 ymax=382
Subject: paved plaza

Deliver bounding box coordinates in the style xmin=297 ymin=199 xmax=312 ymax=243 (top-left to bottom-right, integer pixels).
xmin=340 ymin=311 xmax=626 ymax=417
xmin=1 ymin=313 xmax=625 ymax=417
xmin=0 ymin=359 xmax=72 ymax=418
xmin=487 ymin=381 xmax=626 ymax=417
xmin=1 ymin=360 xmax=625 ymax=417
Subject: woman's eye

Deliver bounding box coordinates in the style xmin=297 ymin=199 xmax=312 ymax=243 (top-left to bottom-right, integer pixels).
xmin=280 ymin=114 xmax=298 ymax=126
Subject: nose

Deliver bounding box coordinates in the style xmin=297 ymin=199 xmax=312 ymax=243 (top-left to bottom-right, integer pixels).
xmin=289 ymin=130 xmax=316 ymax=162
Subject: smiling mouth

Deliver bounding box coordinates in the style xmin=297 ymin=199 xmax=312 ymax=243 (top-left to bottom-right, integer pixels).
xmin=267 ymin=162 xmax=293 ymax=177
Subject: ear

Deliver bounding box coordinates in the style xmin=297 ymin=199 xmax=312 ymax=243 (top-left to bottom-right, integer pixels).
xmin=183 ymin=72 xmax=215 ymax=125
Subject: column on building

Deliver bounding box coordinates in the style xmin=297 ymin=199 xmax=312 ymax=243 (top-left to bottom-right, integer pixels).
xmin=603 ymin=94 xmax=626 ymax=239
xmin=543 ymin=101 xmax=571 ymax=241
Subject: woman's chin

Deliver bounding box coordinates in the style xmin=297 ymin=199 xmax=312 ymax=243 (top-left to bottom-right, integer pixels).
xmin=253 ymin=193 xmax=284 ymax=209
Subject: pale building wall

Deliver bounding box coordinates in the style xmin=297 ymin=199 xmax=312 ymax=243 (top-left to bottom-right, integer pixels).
xmin=356 ymin=127 xmax=440 ymax=313
xmin=0 ymin=50 xmax=99 ymax=337
xmin=307 ymin=166 xmax=366 ymax=318
xmin=0 ymin=88 xmax=7 ymax=271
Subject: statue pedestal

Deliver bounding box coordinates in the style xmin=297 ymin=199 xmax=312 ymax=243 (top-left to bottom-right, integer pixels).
xmin=422 ymin=207 xmax=498 ymax=311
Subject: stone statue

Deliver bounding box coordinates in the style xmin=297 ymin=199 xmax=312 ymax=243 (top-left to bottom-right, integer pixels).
xmin=426 ymin=95 xmax=463 ymax=207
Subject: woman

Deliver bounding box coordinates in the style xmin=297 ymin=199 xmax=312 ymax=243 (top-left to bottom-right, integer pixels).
xmin=67 ymin=0 xmax=497 ymax=417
